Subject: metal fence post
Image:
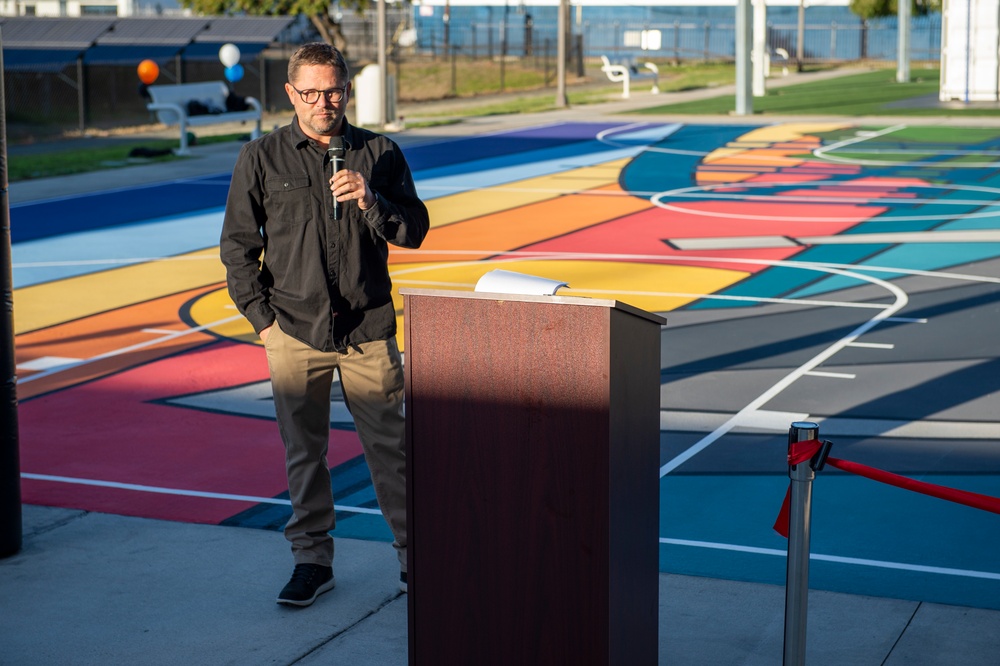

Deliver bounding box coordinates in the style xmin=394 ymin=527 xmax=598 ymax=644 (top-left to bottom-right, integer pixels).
xmin=783 ymin=421 xmax=819 ymax=665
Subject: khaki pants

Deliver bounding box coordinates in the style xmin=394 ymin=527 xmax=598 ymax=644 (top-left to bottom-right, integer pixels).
xmin=264 ymin=321 xmax=406 ymax=571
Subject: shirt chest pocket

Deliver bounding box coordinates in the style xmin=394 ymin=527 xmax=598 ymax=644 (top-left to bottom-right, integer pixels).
xmin=265 ymin=174 xmax=312 ymax=224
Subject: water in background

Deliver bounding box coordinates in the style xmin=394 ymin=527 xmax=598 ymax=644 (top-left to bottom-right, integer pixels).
xmin=411 ymin=3 xmax=942 ymax=62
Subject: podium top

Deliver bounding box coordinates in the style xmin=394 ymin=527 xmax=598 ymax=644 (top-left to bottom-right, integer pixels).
xmin=399 ymin=288 xmax=667 ymax=326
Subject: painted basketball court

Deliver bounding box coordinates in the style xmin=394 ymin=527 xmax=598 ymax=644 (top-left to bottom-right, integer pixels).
xmin=11 ymin=120 xmax=1000 ymax=610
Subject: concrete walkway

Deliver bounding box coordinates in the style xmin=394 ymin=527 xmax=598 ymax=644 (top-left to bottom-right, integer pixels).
xmin=4 ymin=67 xmax=1000 ymax=664
xmin=4 ymin=504 xmax=999 ymax=665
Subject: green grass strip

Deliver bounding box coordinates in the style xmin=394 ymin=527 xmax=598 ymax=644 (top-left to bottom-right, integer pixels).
xmin=635 ymin=68 xmax=1000 ymax=118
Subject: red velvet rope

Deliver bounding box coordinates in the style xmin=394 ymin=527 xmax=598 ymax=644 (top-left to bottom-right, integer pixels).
xmin=773 ymin=439 xmax=1000 ymax=538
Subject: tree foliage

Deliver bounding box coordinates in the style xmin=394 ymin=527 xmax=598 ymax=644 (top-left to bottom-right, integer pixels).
xmin=178 ymin=0 xmax=373 ymax=56
xmin=849 ymin=0 xmax=941 ymax=20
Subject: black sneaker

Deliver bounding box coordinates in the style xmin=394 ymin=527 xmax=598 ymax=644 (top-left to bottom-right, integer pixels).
xmin=399 ymin=571 xmax=407 ymax=594
xmin=277 ymin=564 xmax=335 ymax=607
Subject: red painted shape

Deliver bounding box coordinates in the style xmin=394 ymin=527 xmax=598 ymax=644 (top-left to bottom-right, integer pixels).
xmin=518 ymin=200 xmax=887 ymax=272
xmin=19 ymin=340 xmax=364 ymax=524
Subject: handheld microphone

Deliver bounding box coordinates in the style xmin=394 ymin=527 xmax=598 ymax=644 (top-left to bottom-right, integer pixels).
xmin=328 ymin=136 xmax=346 ymax=221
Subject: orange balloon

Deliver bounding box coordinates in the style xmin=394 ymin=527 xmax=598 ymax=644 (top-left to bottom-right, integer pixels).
xmin=137 ymin=59 xmax=159 ymax=85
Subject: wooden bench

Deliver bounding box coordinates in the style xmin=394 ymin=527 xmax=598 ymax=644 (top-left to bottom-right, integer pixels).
xmin=600 ymin=55 xmax=660 ymax=99
xmin=146 ymin=81 xmax=262 ymax=155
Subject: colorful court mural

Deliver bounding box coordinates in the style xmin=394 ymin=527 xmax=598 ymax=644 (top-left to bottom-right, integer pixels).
xmin=11 ymin=121 xmax=1000 ymax=609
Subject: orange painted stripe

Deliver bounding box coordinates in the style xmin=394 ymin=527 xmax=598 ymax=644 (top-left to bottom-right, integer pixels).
xmin=15 ymin=285 xmax=221 ymax=400
xmin=391 ymin=183 xmax=653 ymax=265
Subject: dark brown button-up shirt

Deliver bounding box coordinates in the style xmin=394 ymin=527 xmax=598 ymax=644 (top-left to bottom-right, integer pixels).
xmin=221 ymin=117 xmax=429 ymax=352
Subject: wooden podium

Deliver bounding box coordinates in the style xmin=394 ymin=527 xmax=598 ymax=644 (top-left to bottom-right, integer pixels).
xmin=402 ymin=289 xmax=665 ymax=666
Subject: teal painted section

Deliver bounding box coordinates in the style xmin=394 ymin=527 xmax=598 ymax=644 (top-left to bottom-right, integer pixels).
xmin=658 ymin=474 xmax=1000 ymax=610
xmin=688 ymin=244 xmax=886 ymax=309
xmin=793 ymin=243 xmax=1000 ymax=298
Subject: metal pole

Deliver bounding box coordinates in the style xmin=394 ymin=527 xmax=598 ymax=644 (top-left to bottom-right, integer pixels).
xmin=377 ymin=0 xmax=388 ymax=126
xmin=896 ymin=0 xmax=911 ymax=83
xmin=752 ymin=0 xmax=767 ymax=97
xmin=783 ymin=421 xmax=818 ymax=666
xmin=76 ymin=56 xmax=85 ymax=135
xmin=259 ymin=52 xmax=267 ymax=113
xmin=555 ymin=0 xmax=568 ymax=108
xmin=796 ymin=0 xmax=805 ymax=71
xmin=0 ymin=29 xmax=23 ymax=559
xmin=735 ymin=0 xmax=753 ymax=115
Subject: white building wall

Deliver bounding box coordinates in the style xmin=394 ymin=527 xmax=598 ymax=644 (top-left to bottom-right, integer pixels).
xmin=940 ymin=0 xmax=1000 ymax=101
xmin=0 ymin=0 xmax=135 ymax=16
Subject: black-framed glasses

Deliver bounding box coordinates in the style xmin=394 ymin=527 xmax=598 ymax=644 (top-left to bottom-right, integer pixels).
xmin=290 ymin=85 xmax=346 ymax=104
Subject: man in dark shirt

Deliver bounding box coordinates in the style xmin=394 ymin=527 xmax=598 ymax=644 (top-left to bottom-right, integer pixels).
xmin=220 ymin=42 xmax=429 ymax=607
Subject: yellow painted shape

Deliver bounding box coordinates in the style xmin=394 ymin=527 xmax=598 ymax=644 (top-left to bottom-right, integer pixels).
xmin=14 ymin=249 xmax=225 ymax=334
xmin=188 ymin=286 xmax=258 ymax=344
xmin=696 ymin=171 xmax=759 ymax=183
xmin=388 ymin=259 xmax=749 ymax=348
xmin=187 ymin=258 xmax=749 ymax=353
xmin=707 ymin=150 xmax=804 ymax=168
xmin=737 ymin=123 xmax=850 ymax=143
xmin=424 ymin=158 xmax=631 ymax=229
xmin=700 ymin=123 xmax=854 ymax=175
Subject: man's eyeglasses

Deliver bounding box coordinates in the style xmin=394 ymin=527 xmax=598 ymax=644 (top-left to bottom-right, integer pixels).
xmin=290 ymin=85 xmax=346 ymax=104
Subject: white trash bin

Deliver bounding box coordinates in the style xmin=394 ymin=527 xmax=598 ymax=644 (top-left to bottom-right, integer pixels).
xmin=354 ymin=64 xmax=397 ymax=127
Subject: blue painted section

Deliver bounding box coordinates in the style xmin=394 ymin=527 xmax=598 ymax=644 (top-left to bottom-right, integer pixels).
xmin=10 ymin=122 xmax=677 ymax=244
xmin=689 ymin=244 xmax=886 ymax=310
xmin=793 ymin=243 xmax=1000 ymax=298
xmin=407 ymin=121 xmax=637 ymax=172
xmin=11 ymin=210 xmax=225 ymax=289
xmin=413 ymin=122 xmax=681 ymax=198
xmin=659 ymin=475 xmax=789 ymax=584
xmin=659 ymin=474 xmax=1000 ymax=610
xmin=621 ymin=124 xmax=756 ymax=201
xmin=10 ymin=175 xmax=233 ymax=243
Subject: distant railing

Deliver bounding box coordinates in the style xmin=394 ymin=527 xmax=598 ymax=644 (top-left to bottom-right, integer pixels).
xmin=400 ymin=16 xmax=942 ymax=64
xmin=3 ymin=14 xmax=942 ymax=141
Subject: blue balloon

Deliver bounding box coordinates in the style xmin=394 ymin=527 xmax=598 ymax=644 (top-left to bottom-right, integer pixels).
xmin=224 ymin=64 xmax=244 ymax=83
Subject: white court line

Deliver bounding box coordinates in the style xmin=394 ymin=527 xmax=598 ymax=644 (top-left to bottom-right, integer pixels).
xmin=20 ymin=473 xmax=382 ymax=515
xmin=812 ymin=125 xmax=907 ymax=164
xmin=652 ymin=180 xmax=1000 ymax=224
xmin=19 ymin=313 xmax=245 ymax=384
xmin=389 ymin=248 xmax=1000 ymax=286
xmin=805 ymin=370 xmax=857 ymax=379
xmin=814 ymin=124 xmax=1000 ymax=169
xmin=659 ymin=537 xmax=1000 ymax=581
xmin=393 ymin=277 xmax=890 ymax=311
xmin=13 ymin=254 xmax=221 ymax=268
xmin=657 ymin=264 xmax=909 ymax=477
xmin=414 ymin=184 xmax=666 ymax=197
xmin=564 ymin=288 xmax=888 ymax=310
xmin=388 ymin=249 xmax=915 ymax=479
xmin=848 ymin=342 xmax=895 ymax=349
xmin=669 ymin=229 xmax=1000 ymax=251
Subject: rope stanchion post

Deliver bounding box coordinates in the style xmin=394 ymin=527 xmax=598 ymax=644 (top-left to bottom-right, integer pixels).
xmin=772 ymin=421 xmax=1000 ymax=665
xmin=782 ymin=421 xmax=825 ymax=666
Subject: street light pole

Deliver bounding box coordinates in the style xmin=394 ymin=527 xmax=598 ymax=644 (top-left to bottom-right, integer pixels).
xmin=796 ymin=0 xmax=805 ymax=71
xmin=555 ymin=0 xmax=568 ymax=108
xmin=377 ymin=0 xmax=388 ymax=126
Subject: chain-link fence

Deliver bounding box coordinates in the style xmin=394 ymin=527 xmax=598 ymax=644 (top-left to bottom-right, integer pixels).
xmin=4 ymin=56 xmax=290 ymax=141
xmin=3 ymin=12 xmax=942 ymax=141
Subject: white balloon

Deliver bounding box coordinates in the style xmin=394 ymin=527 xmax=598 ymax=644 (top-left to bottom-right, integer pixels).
xmin=219 ymin=43 xmax=241 ymax=68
